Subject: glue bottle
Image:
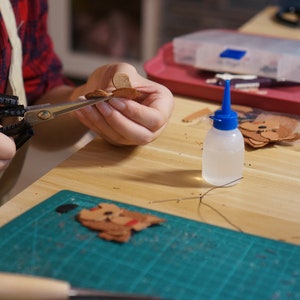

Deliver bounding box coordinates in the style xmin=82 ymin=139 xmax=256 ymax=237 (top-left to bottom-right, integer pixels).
xmin=202 ymin=80 xmax=244 ymax=186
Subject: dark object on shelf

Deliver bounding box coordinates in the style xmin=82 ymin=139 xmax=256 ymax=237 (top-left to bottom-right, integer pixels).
xmin=275 ymin=0 xmax=300 ymax=27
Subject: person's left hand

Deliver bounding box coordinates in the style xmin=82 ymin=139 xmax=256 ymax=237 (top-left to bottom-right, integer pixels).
xmin=71 ymin=63 xmax=174 ymax=146
xmin=0 ymin=133 xmax=16 ymax=170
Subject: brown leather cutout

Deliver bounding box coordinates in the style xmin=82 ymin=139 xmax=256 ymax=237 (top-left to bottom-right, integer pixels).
xmin=112 ymin=72 xmax=132 ymax=89
xmin=85 ymin=73 xmax=144 ymax=101
xmin=77 ymin=202 xmax=165 ymax=243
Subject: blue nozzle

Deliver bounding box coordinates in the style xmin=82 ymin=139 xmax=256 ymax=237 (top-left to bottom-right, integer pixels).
xmin=222 ymin=80 xmax=232 ymax=114
xmin=210 ymin=80 xmax=238 ymax=131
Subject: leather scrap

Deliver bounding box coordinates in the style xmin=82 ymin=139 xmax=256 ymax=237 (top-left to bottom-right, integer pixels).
xmin=77 ymin=203 xmax=165 ymax=243
xmin=111 ymin=87 xmax=144 ymax=100
xmin=85 ymin=89 xmax=110 ymax=99
xmin=112 ymin=72 xmax=132 ymax=89
xmin=85 ymin=73 xmax=145 ymax=101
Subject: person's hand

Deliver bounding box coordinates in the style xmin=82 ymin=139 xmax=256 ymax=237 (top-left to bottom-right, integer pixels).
xmin=0 ymin=133 xmax=16 ymax=170
xmin=71 ymin=63 xmax=174 ymax=146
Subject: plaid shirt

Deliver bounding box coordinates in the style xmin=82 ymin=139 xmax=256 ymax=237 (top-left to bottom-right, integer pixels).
xmin=0 ymin=0 xmax=71 ymax=104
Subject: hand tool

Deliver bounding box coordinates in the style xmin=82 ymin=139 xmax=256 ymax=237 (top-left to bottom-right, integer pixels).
xmin=0 ymin=94 xmax=111 ymax=149
xmin=0 ymin=272 xmax=163 ymax=300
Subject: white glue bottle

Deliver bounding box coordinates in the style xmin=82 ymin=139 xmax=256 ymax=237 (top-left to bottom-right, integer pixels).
xmin=202 ymin=80 xmax=244 ymax=186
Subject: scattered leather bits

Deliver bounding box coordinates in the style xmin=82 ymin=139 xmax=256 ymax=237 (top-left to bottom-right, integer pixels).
xmin=182 ymin=107 xmax=212 ymax=123
xmin=85 ymin=73 xmax=144 ymax=101
xmin=77 ymin=203 xmax=166 ymax=243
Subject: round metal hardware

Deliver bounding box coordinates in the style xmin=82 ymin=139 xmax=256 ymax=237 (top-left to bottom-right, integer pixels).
xmin=37 ymin=110 xmax=51 ymax=120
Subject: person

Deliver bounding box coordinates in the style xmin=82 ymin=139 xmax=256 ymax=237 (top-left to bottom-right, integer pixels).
xmin=0 ymin=0 xmax=174 ymax=172
xmin=0 ymin=135 xmax=15 ymax=171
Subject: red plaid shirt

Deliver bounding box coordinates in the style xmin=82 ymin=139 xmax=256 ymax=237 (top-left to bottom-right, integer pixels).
xmin=0 ymin=0 xmax=71 ymax=104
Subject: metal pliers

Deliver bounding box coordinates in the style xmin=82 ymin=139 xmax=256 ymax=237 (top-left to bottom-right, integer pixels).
xmin=0 ymin=93 xmax=111 ymax=150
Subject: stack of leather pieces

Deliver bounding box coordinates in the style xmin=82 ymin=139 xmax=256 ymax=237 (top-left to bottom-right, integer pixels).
xmin=232 ymin=105 xmax=300 ymax=148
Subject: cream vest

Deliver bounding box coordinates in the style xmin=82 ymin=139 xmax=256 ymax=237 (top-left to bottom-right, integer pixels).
xmin=0 ymin=0 xmax=28 ymax=204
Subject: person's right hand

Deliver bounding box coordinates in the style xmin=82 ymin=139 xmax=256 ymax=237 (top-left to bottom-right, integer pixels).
xmin=0 ymin=133 xmax=16 ymax=170
xmin=71 ymin=63 xmax=174 ymax=146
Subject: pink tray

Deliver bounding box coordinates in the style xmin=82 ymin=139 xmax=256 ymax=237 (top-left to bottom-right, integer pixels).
xmin=144 ymin=43 xmax=300 ymax=116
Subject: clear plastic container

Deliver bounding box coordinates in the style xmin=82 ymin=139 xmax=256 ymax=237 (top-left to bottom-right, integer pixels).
xmin=173 ymin=29 xmax=300 ymax=82
xmin=202 ymin=80 xmax=244 ymax=186
xmin=202 ymin=127 xmax=244 ymax=186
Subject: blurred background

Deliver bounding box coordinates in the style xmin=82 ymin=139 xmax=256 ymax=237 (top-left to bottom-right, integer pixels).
xmin=48 ymin=0 xmax=275 ymax=81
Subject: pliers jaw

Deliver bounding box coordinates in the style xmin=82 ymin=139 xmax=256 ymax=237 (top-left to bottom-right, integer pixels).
xmin=0 ymin=94 xmax=33 ymax=150
xmin=0 ymin=94 xmax=19 ymax=106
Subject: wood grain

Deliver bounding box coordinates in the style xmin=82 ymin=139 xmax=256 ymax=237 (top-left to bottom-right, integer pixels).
xmin=1 ymin=96 xmax=299 ymax=245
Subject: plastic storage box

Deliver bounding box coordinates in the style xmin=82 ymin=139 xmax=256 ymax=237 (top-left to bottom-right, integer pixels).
xmin=173 ymin=29 xmax=300 ymax=82
xmin=144 ymin=42 xmax=300 ymax=116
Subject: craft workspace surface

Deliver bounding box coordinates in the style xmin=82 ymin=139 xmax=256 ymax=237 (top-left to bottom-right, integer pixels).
xmin=0 ymin=189 xmax=299 ymax=300
xmin=1 ymin=96 xmax=300 ymax=245
xmin=0 ymin=6 xmax=300 ymax=299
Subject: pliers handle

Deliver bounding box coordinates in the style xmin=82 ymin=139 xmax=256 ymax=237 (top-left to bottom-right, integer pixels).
xmin=0 ymin=94 xmax=34 ymax=150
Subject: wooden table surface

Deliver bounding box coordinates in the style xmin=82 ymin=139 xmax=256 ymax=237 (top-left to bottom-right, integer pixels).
xmin=1 ymin=6 xmax=300 ymax=245
xmin=1 ymin=94 xmax=300 ymax=244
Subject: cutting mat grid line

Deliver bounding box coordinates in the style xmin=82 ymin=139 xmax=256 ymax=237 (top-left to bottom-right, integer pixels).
xmin=0 ymin=190 xmax=299 ymax=300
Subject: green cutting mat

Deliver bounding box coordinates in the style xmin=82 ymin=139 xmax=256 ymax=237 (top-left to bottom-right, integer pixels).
xmin=0 ymin=190 xmax=299 ymax=300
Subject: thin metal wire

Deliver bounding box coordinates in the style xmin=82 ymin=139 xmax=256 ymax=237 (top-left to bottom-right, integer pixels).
xmin=149 ymin=177 xmax=244 ymax=232
xmin=149 ymin=177 xmax=243 ymax=204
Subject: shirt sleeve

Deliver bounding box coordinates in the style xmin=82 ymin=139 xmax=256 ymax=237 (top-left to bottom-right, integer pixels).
xmin=21 ymin=0 xmax=73 ymax=105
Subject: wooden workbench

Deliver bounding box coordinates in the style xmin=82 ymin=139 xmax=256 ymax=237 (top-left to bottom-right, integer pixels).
xmin=1 ymin=94 xmax=299 ymax=244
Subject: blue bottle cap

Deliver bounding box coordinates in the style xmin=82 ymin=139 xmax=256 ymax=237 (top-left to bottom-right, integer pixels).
xmin=210 ymin=80 xmax=238 ymax=130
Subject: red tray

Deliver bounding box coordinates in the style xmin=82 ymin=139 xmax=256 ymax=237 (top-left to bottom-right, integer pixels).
xmin=144 ymin=42 xmax=300 ymax=116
